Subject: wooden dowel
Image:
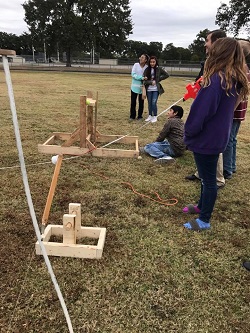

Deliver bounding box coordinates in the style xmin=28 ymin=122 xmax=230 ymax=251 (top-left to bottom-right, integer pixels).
xmin=42 ymin=155 xmax=63 ymax=227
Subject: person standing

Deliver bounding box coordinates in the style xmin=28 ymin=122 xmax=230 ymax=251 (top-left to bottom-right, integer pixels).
xmin=143 ymin=56 xmax=169 ymax=123
xmin=223 ymin=40 xmax=250 ymax=179
xmin=185 ymin=29 xmax=227 ymax=189
xmin=183 ymin=38 xmax=249 ymax=231
xmin=129 ymin=54 xmax=149 ymax=121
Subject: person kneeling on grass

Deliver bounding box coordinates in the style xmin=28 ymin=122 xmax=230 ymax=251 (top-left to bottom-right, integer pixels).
xmin=140 ymin=105 xmax=186 ymax=164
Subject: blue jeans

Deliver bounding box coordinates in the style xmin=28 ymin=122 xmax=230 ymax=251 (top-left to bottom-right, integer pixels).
xmin=144 ymin=140 xmax=175 ymax=159
xmin=223 ymin=120 xmax=241 ymax=175
xmin=194 ymin=152 xmax=219 ymax=223
xmin=146 ymin=91 xmax=159 ymax=116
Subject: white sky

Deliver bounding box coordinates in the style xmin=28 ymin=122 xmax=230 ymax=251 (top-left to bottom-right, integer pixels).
xmin=0 ymin=0 xmax=248 ymax=48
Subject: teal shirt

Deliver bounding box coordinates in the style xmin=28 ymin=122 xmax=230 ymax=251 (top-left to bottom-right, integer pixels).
xmin=131 ymin=63 xmax=148 ymax=94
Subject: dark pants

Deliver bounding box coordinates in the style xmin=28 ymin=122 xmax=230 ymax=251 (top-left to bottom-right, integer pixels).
xmin=194 ymin=152 xmax=219 ymax=223
xmin=130 ymin=90 xmax=144 ymax=119
xmin=223 ymin=120 xmax=241 ymax=176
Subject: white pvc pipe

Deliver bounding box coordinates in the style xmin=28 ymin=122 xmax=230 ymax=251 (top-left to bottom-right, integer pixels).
xmin=2 ymin=55 xmax=74 ymax=333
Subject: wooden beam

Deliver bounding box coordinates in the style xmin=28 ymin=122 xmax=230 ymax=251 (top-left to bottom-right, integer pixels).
xmin=41 ymin=154 xmax=63 ymax=227
xmin=69 ymin=203 xmax=81 ymax=236
xmin=62 ymin=127 xmax=80 ymax=147
xmin=79 ymin=95 xmax=87 ymax=147
xmin=63 ymin=214 xmax=76 ymax=245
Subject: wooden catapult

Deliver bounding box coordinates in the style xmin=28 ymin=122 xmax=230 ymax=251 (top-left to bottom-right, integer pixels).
xmin=37 ymin=91 xmax=139 ymax=259
xmin=38 ymin=91 xmax=139 ymax=158
xmin=35 ymin=203 xmax=106 ymax=259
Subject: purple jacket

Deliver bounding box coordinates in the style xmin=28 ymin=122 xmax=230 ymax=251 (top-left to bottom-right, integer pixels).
xmin=184 ymin=73 xmax=238 ymax=154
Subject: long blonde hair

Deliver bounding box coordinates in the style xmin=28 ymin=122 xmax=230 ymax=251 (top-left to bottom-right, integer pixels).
xmin=203 ymin=37 xmax=249 ymax=100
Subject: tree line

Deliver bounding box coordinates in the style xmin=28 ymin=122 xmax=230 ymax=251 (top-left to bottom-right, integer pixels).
xmin=0 ymin=0 xmax=249 ymax=66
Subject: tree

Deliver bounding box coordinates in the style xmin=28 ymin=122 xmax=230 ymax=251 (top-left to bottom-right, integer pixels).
xmin=0 ymin=32 xmax=20 ymax=52
xmin=216 ymin=0 xmax=250 ymax=36
xmin=22 ymin=0 xmax=133 ymax=66
xmin=81 ymin=0 xmax=132 ymax=58
xmin=146 ymin=42 xmax=163 ymax=58
xmin=188 ymin=29 xmax=209 ymax=61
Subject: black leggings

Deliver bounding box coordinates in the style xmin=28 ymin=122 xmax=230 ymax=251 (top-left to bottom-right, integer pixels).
xmin=130 ymin=90 xmax=144 ymax=119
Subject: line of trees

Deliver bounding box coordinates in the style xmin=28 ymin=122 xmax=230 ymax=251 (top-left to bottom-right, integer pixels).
xmin=0 ymin=0 xmax=249 ymax=66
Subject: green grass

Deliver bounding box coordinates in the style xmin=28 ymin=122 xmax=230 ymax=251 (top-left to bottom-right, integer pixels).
xmin=0 ymin=70 xmax=250 ymax=333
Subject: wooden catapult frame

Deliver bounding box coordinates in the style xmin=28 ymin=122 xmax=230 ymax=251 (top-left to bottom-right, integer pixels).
xmin=38 ymin=90 xmax=139 ymax=158
xmin=36 ymin=203 xmax=106 ymax=259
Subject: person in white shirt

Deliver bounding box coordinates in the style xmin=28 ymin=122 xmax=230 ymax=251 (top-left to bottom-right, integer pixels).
xmin=129 ymin=54 xmax=149 ymax=121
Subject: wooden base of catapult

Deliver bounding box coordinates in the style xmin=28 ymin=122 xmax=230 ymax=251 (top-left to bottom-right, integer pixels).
xmin=36 ymin=203 xmax=106 ymax=259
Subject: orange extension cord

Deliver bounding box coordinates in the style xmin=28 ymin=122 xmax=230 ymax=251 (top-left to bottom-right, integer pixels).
xmin=76 ymin=146 xmax=178 ymax=207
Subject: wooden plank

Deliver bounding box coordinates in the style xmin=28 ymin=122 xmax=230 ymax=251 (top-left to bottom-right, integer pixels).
xmin=38 ymin=144 xmax=139 ymax=158
xmin=80 ymin=95 xmax=87 ymax=147
xmin=87 ymin=90 xmax=93 ymax=98
xmin=36 ymin=242 xmax=99 ymax=259
xmin=93 ymin=91 xmax=98 ymax=144
xmin=41 ymin=154 xmax=63 ymax=226
xmin=93 ymin=148 xmax=139 ymax=158
xmin=62 ymin=127 xmax=80 ymax=147
xmin=96 ymin=228 xmax=107 ymax=259
xmin=0 ymin=49 xmax=16 ymax=56
xmin=69 ymin=203 xmax=81 ymax=237
xmin=78 ymin=227 xmax=102 ymax=239
xmin=87 ymin=105 xmax=94 ymax=140
xmin=43 ymin=135 xmax=56 ymax=145
xmin=52 ymin=132 xmax=72 ymax=140
xmin=41 ymin=224 xmax=53 ymax=241
xmin=38 ymin=144 xmax=92 ymax=155
xmin=96 ymin=134 xmax=139 ymax=144
xmin=135 ymin=139 xmax=139 ymax=151
xmin=63 ymin=214 xmax=76 ymax=245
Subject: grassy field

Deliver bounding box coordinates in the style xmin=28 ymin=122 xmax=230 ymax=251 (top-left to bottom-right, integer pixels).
xmin=0 ymin=70 xmax=250 ymax=333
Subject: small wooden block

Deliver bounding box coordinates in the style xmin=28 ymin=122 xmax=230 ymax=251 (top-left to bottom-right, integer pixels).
xmin=63 ymin=214 xmax=76 ymax=244
xmin=0 ymin=49 xmax=16 ymax=56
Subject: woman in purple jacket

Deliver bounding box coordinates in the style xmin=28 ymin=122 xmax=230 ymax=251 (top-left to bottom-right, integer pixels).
xmin=183 ymin=37 xmax=249 ymax=231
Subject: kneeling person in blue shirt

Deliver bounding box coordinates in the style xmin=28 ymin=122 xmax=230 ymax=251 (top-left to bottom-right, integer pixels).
xmin=141 ymin=105 xmax=186 ymax=164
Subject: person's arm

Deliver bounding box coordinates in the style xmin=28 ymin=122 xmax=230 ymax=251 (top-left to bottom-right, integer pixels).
xmin=156 ymin=121 xmax=171 ymax=142
xmin=158 ymin=67 xmax=169 ymax=81
xmin=131 ymin=63 xmax=144 ymax=81
xmin=185 ymin=79 xmax=220 ymax=138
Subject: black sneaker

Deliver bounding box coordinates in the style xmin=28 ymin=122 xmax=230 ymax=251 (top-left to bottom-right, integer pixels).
xmin=223 ymin=172 xmax=232 ymax=179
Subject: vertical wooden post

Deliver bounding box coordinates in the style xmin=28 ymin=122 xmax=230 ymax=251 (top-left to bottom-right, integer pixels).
xmin=86 ymin=90 xmax=94 ymax=142
xmin=93 ymin=91 xmax=98 ymax=145
xmin=69 ymin=203 xmax=81 ymax=238
xmin=63 ymin=214 xmax=76 ymax=244
xmin=80 ymin=95 xmax=87 ymax=147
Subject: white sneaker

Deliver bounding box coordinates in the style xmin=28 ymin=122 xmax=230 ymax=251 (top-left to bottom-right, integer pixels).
xmin=151 ymin=116 xmax=157 ymax=123
xmin=155 ymin=156 xmax=175 ymax=164
xmin=145 ymin=115 xmax=152 ymax=122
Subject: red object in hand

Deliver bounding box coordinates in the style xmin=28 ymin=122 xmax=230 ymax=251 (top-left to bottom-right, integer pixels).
xmin=183 ymin=77 xmax=203 ymax=101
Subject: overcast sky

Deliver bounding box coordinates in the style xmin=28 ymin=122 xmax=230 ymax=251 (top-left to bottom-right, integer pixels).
xmin=0 ymin=0 xmax=247 ymax=48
